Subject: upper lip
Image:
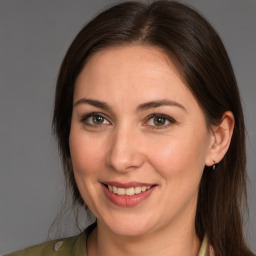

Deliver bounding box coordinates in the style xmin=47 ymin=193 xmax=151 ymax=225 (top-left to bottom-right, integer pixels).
xmin=102 ymin=181 xmax=155 ymax=188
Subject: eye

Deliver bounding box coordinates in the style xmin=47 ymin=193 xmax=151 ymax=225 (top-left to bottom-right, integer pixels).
xmin=152 ymin=116 xmax=167 ymax=126
xmin=81 ymin=113 xmax=111 ymax=126
xmin=145 ymin=114 xmax=176 ymax=128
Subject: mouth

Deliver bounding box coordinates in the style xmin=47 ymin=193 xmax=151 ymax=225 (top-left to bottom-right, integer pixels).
xmin=106 ymin=184 xmax=153 ymax=196
xmin=102 ymin=182 xmax=157 ymax=207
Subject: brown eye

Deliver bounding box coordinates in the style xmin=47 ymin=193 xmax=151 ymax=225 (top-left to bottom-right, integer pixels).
xmin=153 ymin=116 xmax=166 ymax=126
xmin=145 ymin=114 xmax=176 ymax=129
xmin=93 ymin=115 xmax=105 ymax=124
xmin=82 ymin=113 xmax=111 ymax=126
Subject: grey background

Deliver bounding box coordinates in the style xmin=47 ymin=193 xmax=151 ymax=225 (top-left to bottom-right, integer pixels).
xmin=0 ymin=0 xmax=255 ymax=254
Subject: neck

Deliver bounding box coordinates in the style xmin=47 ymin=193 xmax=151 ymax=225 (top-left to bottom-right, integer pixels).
xmin=87 ymin=220 xmax=201 ymax=256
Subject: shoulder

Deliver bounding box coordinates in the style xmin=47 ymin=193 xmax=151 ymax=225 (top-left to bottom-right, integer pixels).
xmin=3 ymin=232 xmax=86 ymax=256
xmin=3 ymin=223 xmax=96 ymax=256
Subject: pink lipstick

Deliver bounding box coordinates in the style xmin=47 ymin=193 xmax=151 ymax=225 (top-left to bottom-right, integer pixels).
xmin=102 ymin=182 xmax=156 ymax=207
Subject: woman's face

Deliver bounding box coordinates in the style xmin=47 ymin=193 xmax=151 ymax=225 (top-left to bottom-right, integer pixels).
xmin=69 ymin=46 xmax=214 ymax=237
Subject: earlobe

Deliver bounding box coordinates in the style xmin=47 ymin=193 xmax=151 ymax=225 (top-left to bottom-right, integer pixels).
xmin=205 ymin=111 xmax=235 ymax=167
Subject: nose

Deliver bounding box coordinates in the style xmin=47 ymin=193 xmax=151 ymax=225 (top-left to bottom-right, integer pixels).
xmin=106 ymin=126 xmax=145 ymax=172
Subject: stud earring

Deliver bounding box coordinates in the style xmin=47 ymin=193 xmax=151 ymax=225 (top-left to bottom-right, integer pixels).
xmin=212 ymin=161 xmax=216 ymax=170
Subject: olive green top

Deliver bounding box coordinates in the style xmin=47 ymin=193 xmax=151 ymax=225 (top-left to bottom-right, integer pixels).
xmin=4 ymin=224 xmax=209 ymax=256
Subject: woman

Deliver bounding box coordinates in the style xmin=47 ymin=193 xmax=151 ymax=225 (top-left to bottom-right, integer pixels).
xmin=5 ymin=1 xmax=254 ymax=256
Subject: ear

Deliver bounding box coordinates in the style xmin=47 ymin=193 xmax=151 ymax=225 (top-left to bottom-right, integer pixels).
xmin=205 ymin=111 xmax=235 ymax=167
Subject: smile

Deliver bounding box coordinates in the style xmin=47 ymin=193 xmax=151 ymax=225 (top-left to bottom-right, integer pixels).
xmin=107 ymin=185 xmax=152 ymax=196
xmin=102 ymin=183 xmax=156 ymax=207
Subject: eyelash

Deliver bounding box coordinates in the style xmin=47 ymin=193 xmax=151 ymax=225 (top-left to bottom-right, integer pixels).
xmin=80 ymin=112 xmax=111 ymax=127
xmin=80 ymin=112 xmax=176 ymax=129
xmin=144 ymin=113 xmax=176 ymax=129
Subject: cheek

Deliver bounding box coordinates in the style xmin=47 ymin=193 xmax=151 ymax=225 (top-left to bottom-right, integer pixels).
xmin=69 ymin=130 xmax=107 ymax=209
xmin=145 ymin=131 xmax=210 ymax=216
xmin=69 ymin=131 xmax=106 ymax=177
xmin=146 ymin=130 xmax=209 ymax=179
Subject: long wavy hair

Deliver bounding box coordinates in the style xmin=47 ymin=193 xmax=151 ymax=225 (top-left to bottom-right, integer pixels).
xmin=52 ymin=1 xmax=253 ymax=255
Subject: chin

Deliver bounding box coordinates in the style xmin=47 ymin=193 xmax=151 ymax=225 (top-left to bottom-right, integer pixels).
xmin=100 ymin=214 xmax=155 ymax=237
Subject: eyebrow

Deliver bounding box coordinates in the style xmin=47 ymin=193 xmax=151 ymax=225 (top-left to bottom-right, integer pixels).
xmin=137 ymin=99 xmax=186 ymax=112
xmin=74 ymin=98 xmax=111 ymax=111
xmin=74 ymin=98 xmax=186 ymax=112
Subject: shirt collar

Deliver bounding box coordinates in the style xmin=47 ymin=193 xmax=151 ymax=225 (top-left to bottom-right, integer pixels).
xmin=198 ymin=234 xmax=208 ymax=256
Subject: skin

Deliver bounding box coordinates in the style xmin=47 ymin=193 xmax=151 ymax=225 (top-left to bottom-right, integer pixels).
xmin=69 ymin=45 xmax=234 ymax=256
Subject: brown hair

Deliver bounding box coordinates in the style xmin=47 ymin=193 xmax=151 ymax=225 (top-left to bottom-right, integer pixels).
xmin=52 ymin=1 xmax=253 ymax=255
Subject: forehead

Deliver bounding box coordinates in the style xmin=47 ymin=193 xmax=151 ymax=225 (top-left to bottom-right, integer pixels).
xmin=74 ymin=45 xmax=187 ymax=97
xmin=73 ymin=45 xmax=205 ymax=122
xmin=82 ymin=45 xmax=182 ymax=80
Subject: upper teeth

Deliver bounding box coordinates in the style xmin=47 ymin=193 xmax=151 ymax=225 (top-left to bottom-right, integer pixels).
xmin=108 ymin=185 xmax=151 ymax=196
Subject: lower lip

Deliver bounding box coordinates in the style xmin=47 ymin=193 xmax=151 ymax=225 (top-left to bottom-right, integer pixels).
xmin=102 ymin=185 xmax=156 ymax=207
